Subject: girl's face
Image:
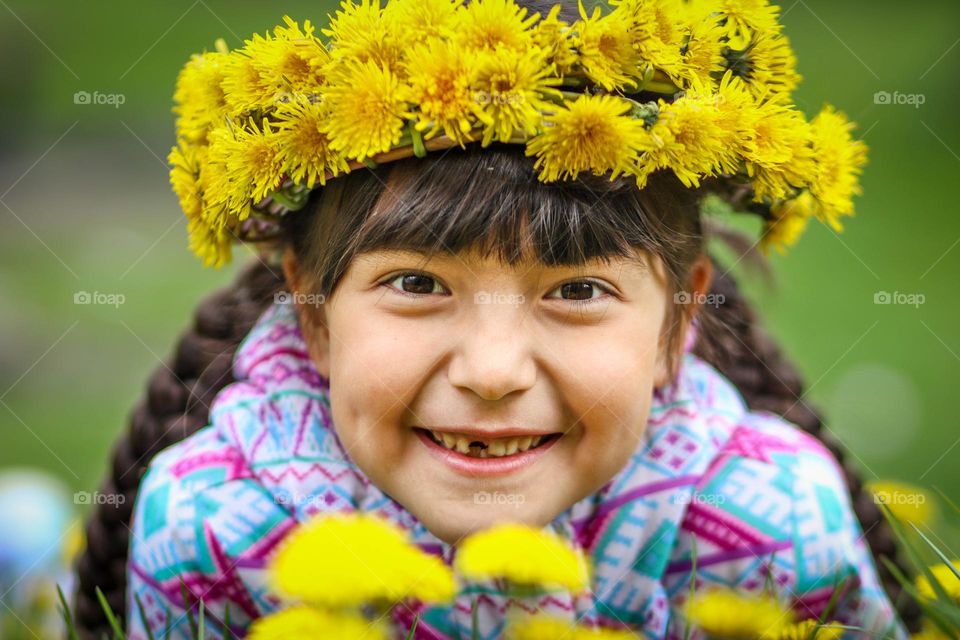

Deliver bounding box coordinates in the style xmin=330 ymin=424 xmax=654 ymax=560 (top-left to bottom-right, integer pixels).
xmin=285 ymin=245 xmax=693 ymax=545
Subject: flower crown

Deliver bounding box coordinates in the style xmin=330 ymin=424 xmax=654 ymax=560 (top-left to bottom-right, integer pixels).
xmin=168 ymin=0 xmax=869 ymax=268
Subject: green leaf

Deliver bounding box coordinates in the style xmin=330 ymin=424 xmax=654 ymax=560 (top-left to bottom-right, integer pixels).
xmin=909 ymin=523 xmax=960 ymax=581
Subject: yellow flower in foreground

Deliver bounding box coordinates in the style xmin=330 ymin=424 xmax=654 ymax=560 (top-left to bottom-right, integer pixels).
xmin=865 ymin=480 xmax=935 ymax=528
xmin=526 ymin=94 xmax=651 ymax=183
xmin=456 ymin=523 xmax=590 ymax=592
xmin=249 ymin=605 xmax=387 ymax=640
xmin=764 ymin=619 xmax=845 ymax=640
xmin=321 ymin=59 xmax=413 ymax=162
xmin=269 ymin=513 xmax=455 ymax=608
xmin=687 ymin=588 xmax=793 ymax=638
xmin=453 ymin=0 xmax=538 ymax=56
xmin=911 ymin=622 xmax=956 ymax=639
xmin=916 ymin=560 xmax=960 ymax=602
xmin=807 ymin=105 xmax=868 ymax=232
xmin=506 ymin=614 xmax=640 ymax=639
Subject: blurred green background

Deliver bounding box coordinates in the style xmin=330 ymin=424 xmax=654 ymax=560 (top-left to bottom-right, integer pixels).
xmin=0 ymin=0 xmax=957 ymax=538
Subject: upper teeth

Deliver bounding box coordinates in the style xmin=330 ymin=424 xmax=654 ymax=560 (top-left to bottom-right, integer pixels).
xmin=430 ymin=431 xmax=546 ymax=458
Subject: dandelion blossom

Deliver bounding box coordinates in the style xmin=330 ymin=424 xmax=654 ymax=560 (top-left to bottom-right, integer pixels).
xmin=573 ymin=1 xmax=645 ymax=92
xmin=507 ymin=614 xmax=641 ymax=639
xmin=471 ymin=45 xmax=564 ymax=145
xmin=526 ymin=93 xmax=651 ymax=183
xmin=269 ymin=513 xmax=455 ymax=608
xmin=455 ymin=523 xmax=590 ymax=592
xmin=322 ymin=0 xmax=404 ymax=70
xmin=321 ymin=60 xmax=413 ymax=162
xmin=172 ymin=50 xmax=229 ymax=143
xmin=454 ymin=0 xmax=539 ymax=56
xmin=686 ymin=588 xmax=793 ymax=638
xmin=916 ymin=560 xmax=960 ymax=602
xmin=273 ymin=99 xmax=350 ymax=188
xmin=404 ymin=39 xmax=483 ymax=146
xmin=807 ymin=105 xmax=868 ymax=231
xmin=248 ymin=605 xmax=387 ymax=640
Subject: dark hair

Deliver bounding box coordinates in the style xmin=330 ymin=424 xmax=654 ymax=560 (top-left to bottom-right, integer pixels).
xmin=72 ymin=2 xmax=922 ymax=636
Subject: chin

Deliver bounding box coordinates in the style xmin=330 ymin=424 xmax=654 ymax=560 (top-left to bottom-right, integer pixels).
xmin=410 ymin=496 xmax=560 ymax=546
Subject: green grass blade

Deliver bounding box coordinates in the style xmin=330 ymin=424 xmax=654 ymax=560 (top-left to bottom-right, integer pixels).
xmin=56 ymin=584 xmax=81 ymax=640
xmin=196 ymin=599 xmax=204 ymax=640
xmin=881 ymin=556 xmax=960 ymax=639
xmin=471 ymin=598 xmax=479 ymax=640
xmin=878 ymin=503 xmax=954 ymax=604
xmin=223 ymin=603 xmax=232 ymax=640
xmin=134 ymin=594 xmax=155 ymax=640
xmin=94 ymin=587 xmax=126 ymax=640
xmin=909 ymin=523 xmax=960 ymax=581
xmin=405 ymin=613 xmax=420 ymax=640
xmin=179 ymin=579 xmax=199 ymax=639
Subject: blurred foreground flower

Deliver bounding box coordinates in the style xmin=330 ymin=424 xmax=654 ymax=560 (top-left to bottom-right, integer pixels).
xmin=248 ymin=604 xmax=387 ymax=639
xmin=686 ymin=588 xmax=793 ymax=638
xmin=505 ymin=613 xmax=640 ymax=639
xmin=455 ymin=523 xmax=590 ymax=593
xmin=865 ymin=480 xmax=936 ymax=527
xmin=269 ymin=512 xmax=455 ymax=608
xmin=916 ymin=560 xmax=960 ymax=603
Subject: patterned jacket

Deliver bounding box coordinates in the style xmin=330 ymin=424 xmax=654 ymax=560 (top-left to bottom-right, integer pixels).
xmin=126 ymin=300 xmax=908 ymax=639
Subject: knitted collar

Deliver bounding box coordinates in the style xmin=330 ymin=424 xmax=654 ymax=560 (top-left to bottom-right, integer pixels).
xmin=207 ymin=299 xmax=748 ymax=637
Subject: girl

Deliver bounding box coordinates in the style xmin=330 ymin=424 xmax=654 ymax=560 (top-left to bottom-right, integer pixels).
xmin=72 ymin=0 xmax=918 ymax=638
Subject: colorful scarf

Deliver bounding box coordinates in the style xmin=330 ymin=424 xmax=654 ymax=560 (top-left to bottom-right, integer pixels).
xmin=127 ymin=300 xmax=907 ymax=639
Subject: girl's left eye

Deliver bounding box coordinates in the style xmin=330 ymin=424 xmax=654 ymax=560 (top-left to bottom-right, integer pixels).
xmin=381 ymin=273 xmax=447 ymax=297
xmin=546 ymin=280 xmax=613 ymax=305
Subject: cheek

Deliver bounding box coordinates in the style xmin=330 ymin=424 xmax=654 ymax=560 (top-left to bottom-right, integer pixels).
xmin=325 ymin=312 xmax=436 ymax=453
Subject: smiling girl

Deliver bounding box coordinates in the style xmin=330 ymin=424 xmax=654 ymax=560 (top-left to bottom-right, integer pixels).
xmin=71 ymin=0 xmax=919 ymax=638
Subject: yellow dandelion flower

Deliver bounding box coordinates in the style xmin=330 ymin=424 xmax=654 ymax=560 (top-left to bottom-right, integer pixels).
xmin=404 ymin=38 xmax=483 ymax=146
xmin=243 ymin=17 xmax=328 ymax=101
xmin=526 ymin=93 xmax=652 ymax=183
xmin=269 ymin=513 xmax=456 ymax=608
xmin=916 ymin=560 xmax=960 ymax=602
xmin=910 ymin=623 xmax=955 ymax=640
xmin=221 ymin=50 xmax=278 ymax=115
xmin=248 ymin=605 xmax=388 ymax=640
xmin=687 ymin=588 xmax=793 ymax=638
xmin=173 ymin=49 xmax=230 ymax=144
xmin=185 ymin=212 xmax=234 ymax=269
xmin=455 ymin=523 xmax=591 ymax=592
xmin=573 ymin=1 xmax=646 ymax=92
xmin=472 ymin=45 xmax=564 ymax=146
xmin=806 ymin=105 xmax=868 ymax=231
xmin=762 ymin=191 xmax=817 ymax=255
xmin=739 ymin=30 xmax=802 ymax=101
xmin=322 ymin=0 xmax=405 ymax=70
xmin=636 ymin=0 xmax=689 ymax=83
xmin=273 ymin=99 xmax=351 ymax=188
xmin=506 ymin=613 xmax=641 ymax=639
xmin=741 ymin=99 xmax=814 ymax=202
xmin=321 ymin=59 xmax=413 ymax=162
xmin=384 ymin=0 xmax=461 ymax=46
xmin=865 ymin=480 xmax=935 ymax=528
xmin=454 ymin=0 xmax=539 ymax=56
xmin=221 ymin=119 xmax=284 ymax=207
xmin=718 ymin=0 xmax=782 ymax=50
xmin=763 ymin=619 xmax=845 ymax=640
xmin=676 ymin=10 xmax=727 ymax=90
xmin=168 ymin=141 xmax=204 ymax=220
xmin=635 ymin=88 xmax=738 ymax=189
xmin=532 ymin=4 xmax=578 ymax=77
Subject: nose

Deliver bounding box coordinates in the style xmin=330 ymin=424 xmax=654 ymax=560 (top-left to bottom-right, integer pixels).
xmin=447 ymin=312 xmax=537 ymax=401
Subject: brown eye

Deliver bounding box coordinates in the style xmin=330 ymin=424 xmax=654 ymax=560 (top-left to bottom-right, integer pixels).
xmin=549 ymin=280 xmax=610 ymax=304
xmin=383 ymin=273 xmax=445 ymax=296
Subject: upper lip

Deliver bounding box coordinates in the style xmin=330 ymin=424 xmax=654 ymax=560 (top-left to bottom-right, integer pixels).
xmin=416 ymin=425 xmax=560 ymax=439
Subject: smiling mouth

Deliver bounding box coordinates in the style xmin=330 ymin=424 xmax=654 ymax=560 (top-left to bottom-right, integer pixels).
xmin=413 ymin=428 xmax=562 ymax=459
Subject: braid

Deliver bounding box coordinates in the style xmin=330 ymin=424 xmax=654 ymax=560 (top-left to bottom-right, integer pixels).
xmin=692 ymin=254 xmax=924 ymax=632
xmin=72 ymin=259 xmax=285 ymax=639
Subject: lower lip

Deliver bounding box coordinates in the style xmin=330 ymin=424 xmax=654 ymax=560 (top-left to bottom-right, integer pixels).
xmin=414 ymin=429 xmax=560 ymax=477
